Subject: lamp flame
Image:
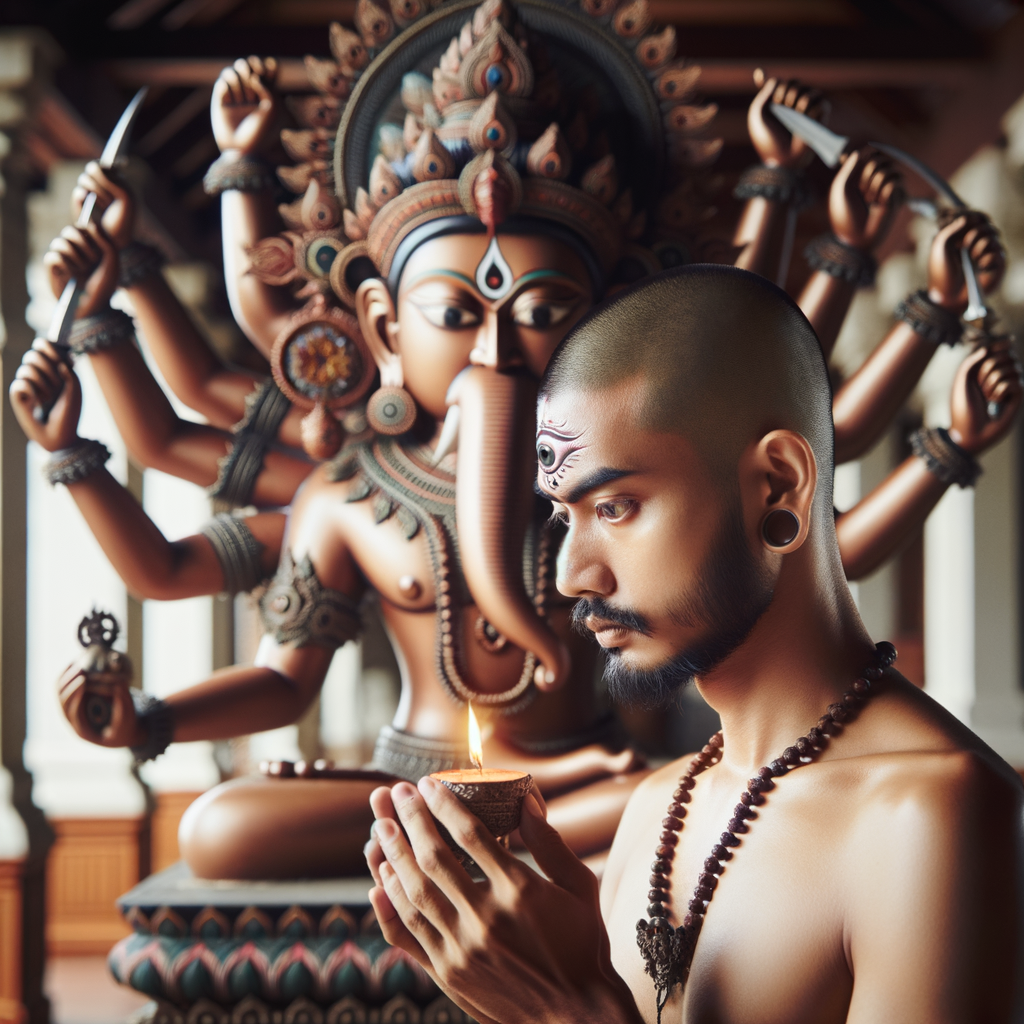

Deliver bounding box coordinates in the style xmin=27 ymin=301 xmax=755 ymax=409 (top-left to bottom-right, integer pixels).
xmin=468 ymin=703 xmax=484 ymax=770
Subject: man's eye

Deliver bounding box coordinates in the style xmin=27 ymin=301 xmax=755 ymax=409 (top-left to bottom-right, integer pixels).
xmin=595 ymin=500 xmax=635 ymax=522
xmin=511 ymin=302 xmax=574 ymax=330
xmin=417 ymin=305 xmax=481 ymax=329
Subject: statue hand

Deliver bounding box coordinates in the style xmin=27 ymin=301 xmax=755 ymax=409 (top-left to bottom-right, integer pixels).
xmin=949 ymin=338 xmax=1023 ymax=456
xmin=71 ymin=162 xmax=135 ymax=250
xmin=211 ymin=56 xmax=280 ymax=156
xmin=9 ymin=339 xmax=82 ymax=452
xmin=830 ymin=146 xmax=904 ymax=251
xmin=43 ymin=222 xmax=119 ymax=318
xmin=928 ymin=212 xmax=1005 ymax=313
xmin=57 ymin=662 xmax=143 ymax=748
xmin=747 ymin=73 xmax=828 ymax=169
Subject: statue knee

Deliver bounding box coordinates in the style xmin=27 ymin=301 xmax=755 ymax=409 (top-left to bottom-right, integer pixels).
xmin=178 ymin=779 xmax=270 ymax=879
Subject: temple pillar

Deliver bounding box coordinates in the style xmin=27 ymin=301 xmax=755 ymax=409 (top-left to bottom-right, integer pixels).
xmin=0 ymin=29 xmax=58 ymax=1024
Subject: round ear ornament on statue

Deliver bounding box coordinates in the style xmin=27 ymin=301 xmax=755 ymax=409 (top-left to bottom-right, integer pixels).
xmin=270 ymin=297 xmax=376 ymax=460
xmin=761 ymin=507 xmax=801 ymax=550
xmin=366 ymin=385 xmax=416 ymax=435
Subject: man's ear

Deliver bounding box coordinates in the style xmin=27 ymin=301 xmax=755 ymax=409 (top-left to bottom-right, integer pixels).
xmin=741 ymin=429 xmax=818 ymax=554
xmin=355 ymin=277 xmax=403 ymax=388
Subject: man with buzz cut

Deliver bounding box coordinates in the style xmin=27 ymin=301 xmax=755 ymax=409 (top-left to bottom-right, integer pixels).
xmin=363 ymin=265 xmax=1024 ymax=1024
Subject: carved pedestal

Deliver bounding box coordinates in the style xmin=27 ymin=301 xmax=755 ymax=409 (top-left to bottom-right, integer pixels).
xmin=110 ymin=863 xmax=471 ymax=1023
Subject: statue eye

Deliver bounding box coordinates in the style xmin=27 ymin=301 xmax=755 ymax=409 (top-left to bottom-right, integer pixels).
xmin=416 ymin=304 xmax=481 ymax=329
xmin=537 ymin=443 xmax=556 ymax=467
xmin=511 ymin=300 xmax=575 ymax=330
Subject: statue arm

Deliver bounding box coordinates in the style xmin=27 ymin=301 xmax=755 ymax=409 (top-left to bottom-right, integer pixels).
xmin=833 ymin=213 xmax=1007 ymax=464
xmin=833 ymin=322 xmax=936 ymax=465
xmin=798 ymin=148 xmax=903 ymax=358
xmin=221 ymin=188 xmax=298 ymax=354
xmin=733 ymin=76 xmax=826 ymax=281
xmin=836 ymin=456 xmax=944 ymax=581
xmin=838 ymin=340 xmax=1022 ymax=581
xmin=65 ymin=467 xmax=284 ymax=600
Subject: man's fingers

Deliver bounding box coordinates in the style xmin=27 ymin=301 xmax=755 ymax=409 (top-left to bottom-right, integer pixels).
xmin=417 ymin=775 xmax=515 ymax=882
xmin=368 ymin=880 xmax=431 ymax=964
xmin=374 ymin=816 xmax=456 ymax=941
xmin=517 ymin=793 xmax=600 ymax=902
xmin=392 ymin=781 xmax=478 ymax=911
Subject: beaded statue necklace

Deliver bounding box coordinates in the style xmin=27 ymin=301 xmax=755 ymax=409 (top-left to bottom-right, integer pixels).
xmin=636 ymin=640 xmax=898 ymax=1022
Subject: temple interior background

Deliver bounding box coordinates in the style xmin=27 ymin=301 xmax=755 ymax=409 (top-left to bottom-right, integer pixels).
xmin=1 ymin=0 xmax=1024 ymax=1020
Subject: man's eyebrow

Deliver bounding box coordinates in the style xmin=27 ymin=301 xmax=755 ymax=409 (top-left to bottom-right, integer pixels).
xmin=535 ymin=467 xmax=635 ymax=505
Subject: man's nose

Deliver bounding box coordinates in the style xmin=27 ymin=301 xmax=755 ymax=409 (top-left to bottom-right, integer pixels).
xmin=555 ymin=528 xmax=615 ymax=599
xmin=470 ymin=309 xmax=521 ymax=370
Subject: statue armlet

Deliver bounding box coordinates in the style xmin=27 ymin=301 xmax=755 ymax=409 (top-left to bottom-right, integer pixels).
xmin=259 ymin=549 xmax=362 ymax=649
xmin=208 ymin=379 xmax=292 ymax=507
xmin=201 ymin=513 xmax=267 ymax=594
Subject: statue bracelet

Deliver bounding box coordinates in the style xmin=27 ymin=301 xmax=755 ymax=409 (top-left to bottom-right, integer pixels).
xmin=43 ymin=439 xmax=111 ymax=486
xmin=910 ymin=426 xmax=981 ymax=489
xmin=733 ymin=164 xmax=810 ymax=208
xmin=129 ymin=690 xmax=174 ymax=764
xmin=804 ymin=233 xmax=877 ymax=288
xmin=894 ymin=290 xmax=963 ymax=348
xmin=203 ymin=152 xmax=275 ymax=195
xmin=68 ymin=307 xmax=134 ymax=355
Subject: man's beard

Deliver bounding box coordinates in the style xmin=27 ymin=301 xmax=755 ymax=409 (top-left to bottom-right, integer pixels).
xmin=572 ymin=502 xmax=775 ymax=710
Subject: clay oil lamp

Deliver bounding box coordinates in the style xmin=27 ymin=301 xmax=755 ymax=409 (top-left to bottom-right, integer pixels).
xmin=430 ymin=704 xmax=532 ymax=876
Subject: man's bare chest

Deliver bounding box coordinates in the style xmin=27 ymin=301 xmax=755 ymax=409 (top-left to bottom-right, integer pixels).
xmin=607 ymin=775 xmax=854 ymax=1024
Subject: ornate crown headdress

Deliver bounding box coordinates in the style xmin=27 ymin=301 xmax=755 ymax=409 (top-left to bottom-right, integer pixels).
xmin=252 ymin=0 xmax=721 ymax=455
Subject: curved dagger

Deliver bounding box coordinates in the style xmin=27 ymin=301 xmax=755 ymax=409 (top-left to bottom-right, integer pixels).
xmin=38 ymin=87 xmax=148 ymax=422
xmin=769 ymin=103 xmax=987 ymax=324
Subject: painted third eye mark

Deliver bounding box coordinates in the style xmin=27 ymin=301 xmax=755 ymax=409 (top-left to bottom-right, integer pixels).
xmin=536 ymin=421 xmax=587 ymax=491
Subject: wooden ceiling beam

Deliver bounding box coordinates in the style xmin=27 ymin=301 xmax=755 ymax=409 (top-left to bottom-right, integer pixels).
xmin=103 ymin=57 xmax=309 ymax=90
xmin=136 ymin=86 xmax=211 ymax=156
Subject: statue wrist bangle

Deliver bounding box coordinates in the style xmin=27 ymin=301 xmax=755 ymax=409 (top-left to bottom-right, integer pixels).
xmin=910 ymin=426 xmax=981 ymax=488
xmin=68 ymin=307 xmax=135 ymax=355
xmin=733 ymin=164 xmax=810 ymax=207
xmin=118 ymin=241 xmax=165 ymax=289
xmin=203 ymin=153 xmax=275 ymax=195
xmin=894 ymin=289 xmax=963 ymax=347
xmin=129 ymin=690 xmax=174 ymax=764
xmin=43 ymin=439 xmax=112 ymax=486
xmin=804 ymin=233 xmax=877 ymax=287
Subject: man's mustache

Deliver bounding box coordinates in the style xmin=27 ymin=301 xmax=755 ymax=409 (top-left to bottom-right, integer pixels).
xmin=571 ymin=597 xmax=652 ymax=637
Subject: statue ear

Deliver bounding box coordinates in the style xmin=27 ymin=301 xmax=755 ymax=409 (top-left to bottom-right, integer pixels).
xmin=355 ymin=277 xmax=403 ymax=388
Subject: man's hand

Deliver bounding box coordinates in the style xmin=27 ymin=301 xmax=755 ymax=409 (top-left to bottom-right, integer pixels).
xmin=927 ymin=212 xmax=1005 ymax=312
xmin=9 ymin=339 xmax=82 ymax=451
xmin=747 ymin=73 xmax=828 ymax=169
xmin=829 ymin=147 xmax=904 ymax=252
xmin=365 ymin=778 xmax=642 ymax=1024
xmin=211 ymin=56 xmax=280 ymax=156
xmin=43 ymin=222 xmax=118 ymax=318
xmin=949 ymin=338 xmax=1023 ymax=456
xmin=72 ymin=162 xmax=135 ymax=250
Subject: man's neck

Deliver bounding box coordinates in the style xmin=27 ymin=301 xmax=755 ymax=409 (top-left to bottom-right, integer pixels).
xmin=695 ymin=547 xmax=875 ymax=776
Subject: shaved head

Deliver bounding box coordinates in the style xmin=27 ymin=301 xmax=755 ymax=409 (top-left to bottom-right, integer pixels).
xmin=540 ymin=264 xmax=834 ymax=520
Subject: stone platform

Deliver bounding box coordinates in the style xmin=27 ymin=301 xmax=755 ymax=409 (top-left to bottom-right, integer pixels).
xmin=109 ymin=863 xmax=469 ymax=1023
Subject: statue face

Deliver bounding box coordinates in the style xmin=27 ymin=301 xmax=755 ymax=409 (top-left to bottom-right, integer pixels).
xmin=394 ymin=232 xmax=593 ymax=419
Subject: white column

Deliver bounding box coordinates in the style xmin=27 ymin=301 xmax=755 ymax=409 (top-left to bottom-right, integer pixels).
xmin=137 ymin=468 xmax=220 ymax=794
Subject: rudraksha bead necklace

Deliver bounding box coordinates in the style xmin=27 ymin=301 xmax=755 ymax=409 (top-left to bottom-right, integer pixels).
xmin=636 ymin=640 xmax=898 ymax=1022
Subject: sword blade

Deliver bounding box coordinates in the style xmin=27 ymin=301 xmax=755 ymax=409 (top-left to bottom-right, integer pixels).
xmin=768 ymin=104 xmax=849 ymax=168
xmin=867 ymin=142 xmax=964 ymax=210
xmin=98 ymin=87 xmax=148 ymax=170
